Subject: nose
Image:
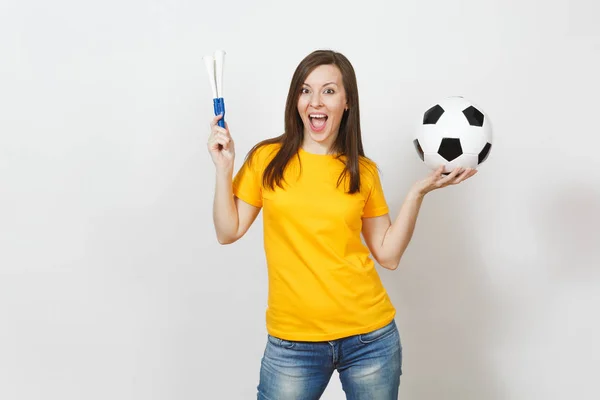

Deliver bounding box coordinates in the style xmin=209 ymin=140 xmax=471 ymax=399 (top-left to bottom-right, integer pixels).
xmin=310 ymin=92 xmax=323 ymax=108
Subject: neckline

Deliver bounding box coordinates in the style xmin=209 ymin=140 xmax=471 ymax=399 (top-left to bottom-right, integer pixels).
xmin=299 ymin=147 xmax=338 ymax=158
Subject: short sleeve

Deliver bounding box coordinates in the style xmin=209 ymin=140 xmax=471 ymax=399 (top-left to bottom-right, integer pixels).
xmin=362 ymin=167 xmax=389 ymax=218
xmin=232 ymin=150 xmax=263 ymax=208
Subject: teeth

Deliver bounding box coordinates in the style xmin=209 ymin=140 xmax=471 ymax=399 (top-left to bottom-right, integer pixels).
xmin=310 ymin=114 xmax=327 ymax=118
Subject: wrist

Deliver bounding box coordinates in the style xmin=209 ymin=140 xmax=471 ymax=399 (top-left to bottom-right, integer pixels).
xmin=408 ymin=186 xmax=426 ymax=201
xmin=216 ymin=167 xmax=233 ymax=180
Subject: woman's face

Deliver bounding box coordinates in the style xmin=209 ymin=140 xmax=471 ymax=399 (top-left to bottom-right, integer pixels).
xmin=297 ymin=64 xmax=347 ymax=152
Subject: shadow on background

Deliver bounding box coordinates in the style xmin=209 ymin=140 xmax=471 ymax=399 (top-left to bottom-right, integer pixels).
xmin=532 ymin=183 xmax=600 ymax=283
xmin=377 ymin=172 xmax=508 ymax=400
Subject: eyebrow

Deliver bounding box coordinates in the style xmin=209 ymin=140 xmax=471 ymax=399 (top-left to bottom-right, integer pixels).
xmin=302 ymin=82 xmax=339 ymax=87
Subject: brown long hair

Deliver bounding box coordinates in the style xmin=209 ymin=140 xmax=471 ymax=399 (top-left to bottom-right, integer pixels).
xmin=244 ymin=49 xmax=374 ymax=194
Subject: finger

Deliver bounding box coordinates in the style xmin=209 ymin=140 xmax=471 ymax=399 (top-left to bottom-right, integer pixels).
xmin=211 ymin=136 xmax=230 ymax=150
xmin=210 ymin=113 xmax=224 ymax=126
xmin=431 ymin=165 xmax=445 ymax=179
xmin=459 ymin=168 xmax=478 ymax=183
xmin=213 ymin=132 xmax=232 ymax=145
xmin=214 ymin=132 xmax=233 ymax=145
xmin=211 ymin=125 xmax=230 ymax=138
xmin=209 ymin=130 xmax=228 ymax=143
xmin=465 ymin=169 xmax=478 ymax=180
xmin=453 ymin=168 xmax=472 ymax=184
xmin=438 ymin=167 xmax=463 ymax=185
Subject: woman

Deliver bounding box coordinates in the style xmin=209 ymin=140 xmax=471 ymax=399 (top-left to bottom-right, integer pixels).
xmin=208 ymin=50 xmax=476 ymax=399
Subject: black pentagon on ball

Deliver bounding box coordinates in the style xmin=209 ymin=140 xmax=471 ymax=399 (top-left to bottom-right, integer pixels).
xmin=478 ymin=142 xmax=492 ymax=164
xmin=463 ymin=106 xmax=484 ymax=127
xmin=413 ymin=139 xmax=424 ymax=161
xmin=423 ymin=104 xmax=444 ymax=124
xmin=438 ymin=138 xmax=462 ymax=162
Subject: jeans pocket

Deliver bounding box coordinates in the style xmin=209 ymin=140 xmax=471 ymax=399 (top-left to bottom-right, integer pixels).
xmin=358 ymin=320 xmax=397 ymax=344
xmin=267 ymin=334 xmax=296 ymax=349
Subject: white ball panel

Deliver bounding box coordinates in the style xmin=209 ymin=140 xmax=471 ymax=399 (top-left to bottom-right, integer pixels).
xmin=424 ymin=152 xmax=478 ymax=173
xmin=436 ymin=110 xmax=470 ymax=138
xmin=438 ymin=96 xmax=473 ymax=111
xmin=415 ymin=125 xmax=443 ymax=153
xmin=450 ymin=153 xmax=478 ymax=170
xmin=459 ymin=126 xmax=488 ymax=154
xmin=423 ymin=152 xmax=447 ymax=171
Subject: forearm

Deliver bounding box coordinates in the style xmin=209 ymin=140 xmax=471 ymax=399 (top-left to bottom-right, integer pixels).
xmin=212 ymin=168 xmax=239 ymax=244
xmin=379 ymin=188 xmax=425 ymax=269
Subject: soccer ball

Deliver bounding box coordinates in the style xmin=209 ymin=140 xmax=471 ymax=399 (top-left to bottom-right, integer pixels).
xmin=413 ymin=96 xmax=492 ymax=173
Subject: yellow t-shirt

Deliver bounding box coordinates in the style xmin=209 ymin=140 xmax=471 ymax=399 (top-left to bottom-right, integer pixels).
xmin=232 ymin=143 xmax=396 ymax=341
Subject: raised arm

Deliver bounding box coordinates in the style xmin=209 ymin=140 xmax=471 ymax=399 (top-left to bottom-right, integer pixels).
xmin=213 ymin=169 xmax=261 ymax=244
xmin=208 ymin=114 xmax=261 ymax=244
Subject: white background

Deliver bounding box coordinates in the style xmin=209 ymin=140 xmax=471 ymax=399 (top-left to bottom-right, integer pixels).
xmin=1 ymin=0 xmax=599 ymax=399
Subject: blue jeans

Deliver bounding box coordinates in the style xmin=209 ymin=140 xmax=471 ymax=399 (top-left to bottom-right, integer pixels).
xmin=257 ymin=319 xmax=402 ymax=400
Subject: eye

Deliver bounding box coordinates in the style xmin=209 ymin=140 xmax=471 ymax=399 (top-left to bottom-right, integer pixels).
xmin=324 ymin=88 xmax=335 ymax=94
xmin=301 ymin=88 xmax=310 ymax=94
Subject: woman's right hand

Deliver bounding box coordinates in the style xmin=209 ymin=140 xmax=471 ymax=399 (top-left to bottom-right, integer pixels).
xmin=207 ymin=114 xmax=235 ymax=172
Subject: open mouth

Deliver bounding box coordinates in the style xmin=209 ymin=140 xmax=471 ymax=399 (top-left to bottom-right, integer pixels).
xmin=309 ymin=113 xmax=328 ymax=132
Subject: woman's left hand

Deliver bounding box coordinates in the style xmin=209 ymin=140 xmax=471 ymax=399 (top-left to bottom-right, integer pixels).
xmin=412 ymin=166 xmax=478 ymax=196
